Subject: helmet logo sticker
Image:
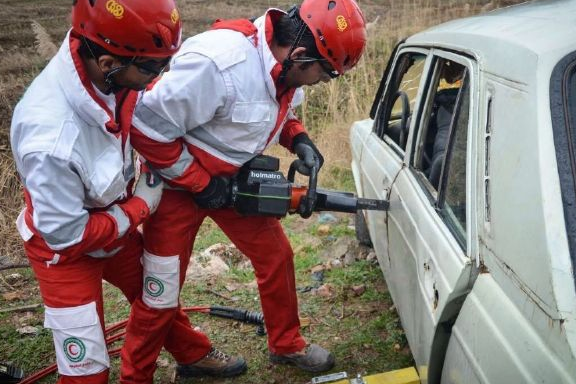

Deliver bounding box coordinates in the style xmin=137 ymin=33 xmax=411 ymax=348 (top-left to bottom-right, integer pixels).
xmin=171 ymin=9 xmax=180 ymax=24
xmin=336 ymin=15 xmax=348 ymax=32
xmin=105 ymin=0 xmax=124 ymax=19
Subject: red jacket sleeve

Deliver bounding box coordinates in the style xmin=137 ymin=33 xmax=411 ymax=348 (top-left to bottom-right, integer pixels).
xmin=131 ymin=124 xmax=211 ymax=192
xmin=279 ymin=118 xmax=307 ymax=151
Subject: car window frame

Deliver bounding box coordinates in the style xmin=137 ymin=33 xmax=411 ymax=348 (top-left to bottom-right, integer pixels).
xmin=370 ymin=40 xmax=405 ymax=120
xmin=406 ymin=50 xmax=477 ymax=252
xmin=371 ymin=46 xmax=433 ymax=159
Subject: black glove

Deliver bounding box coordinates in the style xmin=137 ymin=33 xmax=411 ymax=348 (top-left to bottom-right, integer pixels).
xmin=292 ymin=133 xmax=324 ymax=176
xmin=193 ymin=176 xmax=231 ymax=209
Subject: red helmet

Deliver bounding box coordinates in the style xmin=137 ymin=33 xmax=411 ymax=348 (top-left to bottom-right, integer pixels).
xmin=299 ymin=0 xmax=367 ymax=74
xmin=72 ymin=0 xmax=182 ymax=58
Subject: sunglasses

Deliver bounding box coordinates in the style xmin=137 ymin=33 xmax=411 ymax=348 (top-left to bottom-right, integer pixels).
xmin=317 ymin=59 xmax=340 ymax=79
xmin=291 ymin=56 xmax=340 ymax=79
xmin=129 ymin=57 xmax=171 ymax=77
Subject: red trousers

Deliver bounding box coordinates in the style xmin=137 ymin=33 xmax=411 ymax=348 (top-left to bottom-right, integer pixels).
xmin=121 ymin=189 xmax=307 ymax=382
xmin=25 ymin=230 xmax=203 ymax=384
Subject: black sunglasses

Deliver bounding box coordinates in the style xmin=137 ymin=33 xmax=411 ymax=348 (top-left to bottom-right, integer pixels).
xmin=291 ymin=56 xmax=340 ymax=79
xmin=317 ymin=59 xmax=340 ymax=79
xmin=129 ymin=57 xmax=171 ymax=77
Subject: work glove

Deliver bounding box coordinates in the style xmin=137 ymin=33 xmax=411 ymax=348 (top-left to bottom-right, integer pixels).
xmin=293 ymin=133 xmax=324 ymax=176
xmin=134 ymin=169 xmax=164 ymax=214
xmin=193 ymin=176 xmax=231 ymax=209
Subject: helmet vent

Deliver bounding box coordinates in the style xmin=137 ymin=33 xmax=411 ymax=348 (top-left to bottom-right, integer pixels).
xmin=343 ymin=55 xmax=350 ymax=67
xmin=152 ymin=35 xmax=164 ymax=49
xmin=88 ymin=0 xmax=96 ymax=6
xmin=123 ymin=45 xmax=137 ymax=53
xmin=327 ymin=1 xmax=336 ymax=10
xmin=97 ymin=33 xmax=119 ymax=48
xmin=327 ymin=48 xmax=334 ymax=57
xmin=156 ymin=23 xmax=175 ymax=49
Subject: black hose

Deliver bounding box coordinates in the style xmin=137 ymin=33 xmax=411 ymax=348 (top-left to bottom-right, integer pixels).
xmin=208 ymin=305 xmax=264 ymax=324
xmin=208 ymin=305 xmax=266 ymax=336
xmin=0 ymin=362 xmax=24 ymax=383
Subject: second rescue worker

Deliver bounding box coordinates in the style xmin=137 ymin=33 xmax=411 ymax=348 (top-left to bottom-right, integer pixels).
xmin=127 ymin=0 xmax=367 ymax=380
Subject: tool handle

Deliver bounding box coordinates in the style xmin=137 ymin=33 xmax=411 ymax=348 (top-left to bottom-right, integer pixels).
xmin=288 ymin=160 xmax=317 ymax=218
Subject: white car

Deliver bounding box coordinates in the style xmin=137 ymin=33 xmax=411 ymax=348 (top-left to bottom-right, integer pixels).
xmin=350 ymin=1 xmax=576 ymax=383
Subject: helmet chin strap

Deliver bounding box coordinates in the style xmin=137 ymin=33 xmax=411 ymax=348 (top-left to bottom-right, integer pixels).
xmin=81 ymin=35 xmax=129 ymax=94
xmin=103 ymin=65 xmax=128 ymax=94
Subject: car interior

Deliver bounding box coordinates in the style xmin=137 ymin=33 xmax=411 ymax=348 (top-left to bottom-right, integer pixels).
xmin=421 ymin=60 xmax=466 ymax=189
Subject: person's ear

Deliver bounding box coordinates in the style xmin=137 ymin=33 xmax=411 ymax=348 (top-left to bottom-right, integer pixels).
xmin=289 ymin=47 xmax=307 ymax=60
xmin=97 ymin=54 xmax=121 ymax=73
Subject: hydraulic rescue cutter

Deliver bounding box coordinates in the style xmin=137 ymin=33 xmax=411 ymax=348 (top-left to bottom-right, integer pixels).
xmin=230 ymin=155 xmax=388 ymax=218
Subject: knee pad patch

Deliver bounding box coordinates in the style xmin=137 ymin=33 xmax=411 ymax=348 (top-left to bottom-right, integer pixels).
xmin=142 ymin=251 xmax=180 ymax=309
xmin=43 ymin=302 xmax=109 ymax=376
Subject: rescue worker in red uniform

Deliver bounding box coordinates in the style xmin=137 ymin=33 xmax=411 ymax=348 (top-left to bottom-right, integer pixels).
xmin=127 ymin=0 xmax=367 ymax=379
xmin=10 ymin=1 xmax=239 ymax=383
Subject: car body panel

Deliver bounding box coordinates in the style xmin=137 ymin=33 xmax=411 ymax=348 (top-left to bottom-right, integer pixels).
xmin=442 ymin=274 xmax=576 ymax=384
xmin=350 ymin=118 xmax=400 ymax=273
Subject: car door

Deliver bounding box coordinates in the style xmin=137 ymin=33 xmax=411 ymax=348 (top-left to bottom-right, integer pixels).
xmin=356 ymin=48 xmax=431 ymax=273
xmin=385 ymin=51 xmax=479 ymax=382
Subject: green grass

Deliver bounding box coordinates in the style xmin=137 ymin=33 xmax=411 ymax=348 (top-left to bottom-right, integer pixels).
xmin=193 ymin=218 xmax=231 ymax=252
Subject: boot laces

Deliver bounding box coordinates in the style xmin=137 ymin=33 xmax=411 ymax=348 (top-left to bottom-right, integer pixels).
xmin=207 ymin=347 xmax=231 ymax=362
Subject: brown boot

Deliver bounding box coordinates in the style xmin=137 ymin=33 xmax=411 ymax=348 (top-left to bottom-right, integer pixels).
xmin=270 ymin=344 xmax=335 ymax=373
xmin=176 ymin=347 xmax=247 ymax=378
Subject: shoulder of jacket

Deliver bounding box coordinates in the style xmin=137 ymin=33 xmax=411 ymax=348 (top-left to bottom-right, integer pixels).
xmin=181 ymin=30 xmax=254 ymax=71
xmin=14 ymin=109 xmax=81 ymax=162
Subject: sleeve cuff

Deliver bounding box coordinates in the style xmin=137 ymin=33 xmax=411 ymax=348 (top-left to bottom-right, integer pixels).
xmin=119 ymin=197 xmax=150 ymax=231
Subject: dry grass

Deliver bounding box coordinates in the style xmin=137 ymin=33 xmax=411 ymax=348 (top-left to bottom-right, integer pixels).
xmin=0 ymin=153 xmax=23 ymax=261
xmin=31 ymin=20 xmax=58 ymax=60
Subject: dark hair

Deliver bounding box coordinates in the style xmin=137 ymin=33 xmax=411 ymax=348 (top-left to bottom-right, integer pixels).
xmin=78 ymin=36 xmax=132 ymax=64
xmin=274 ymin=10 xmax=321 ymax=62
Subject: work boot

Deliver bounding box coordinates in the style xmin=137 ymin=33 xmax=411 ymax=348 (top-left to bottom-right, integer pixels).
xmin=176 ymin=347 xmax=247 ymax=378
xmin=269 ymin=344 xmax=335 ymax=373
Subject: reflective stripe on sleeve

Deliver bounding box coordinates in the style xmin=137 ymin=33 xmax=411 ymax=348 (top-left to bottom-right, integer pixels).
xmin=105 ymin=205 xmax=130 ymax=238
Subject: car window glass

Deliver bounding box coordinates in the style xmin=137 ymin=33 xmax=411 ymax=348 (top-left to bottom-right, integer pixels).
xmin=441 ymin=77 xmax=470 ymax=240
xmin=439 ymin=71 xmax=470 ymax=246
xmin=416 ymin=59 xmax=466 ymax=190
xmin=374 ymin=52 xmax=427 ymax=152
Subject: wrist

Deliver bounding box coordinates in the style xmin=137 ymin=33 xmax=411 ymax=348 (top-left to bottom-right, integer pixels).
xmin=291 ymin=133 xmax=312 ymax=152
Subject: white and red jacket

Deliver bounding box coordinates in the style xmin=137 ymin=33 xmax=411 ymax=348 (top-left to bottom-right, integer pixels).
xmin=10 ymin=31 xmax=150 ymax=259
xmin=131 ymin=9 xmax=307 ymax=192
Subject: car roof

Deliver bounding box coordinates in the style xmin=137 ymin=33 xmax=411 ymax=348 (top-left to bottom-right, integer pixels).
xmin=406 ymin=0 xmax=576 ymax=83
